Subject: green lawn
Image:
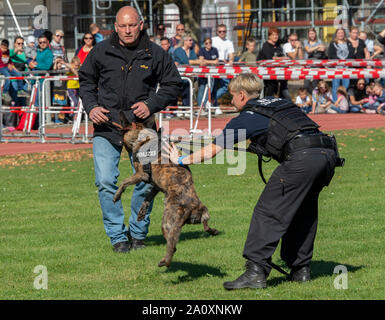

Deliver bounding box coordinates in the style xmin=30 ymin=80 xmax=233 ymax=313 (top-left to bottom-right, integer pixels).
xmin=1 ymin=128 xmax=385 ymax=300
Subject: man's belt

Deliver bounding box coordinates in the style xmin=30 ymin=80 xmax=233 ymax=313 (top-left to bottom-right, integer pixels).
xmin=284 ymin=133 xmax=335 ymax=157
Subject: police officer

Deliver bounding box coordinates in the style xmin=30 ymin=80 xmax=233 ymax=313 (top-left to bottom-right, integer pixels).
xmin=79 ymin=6 xmax=182 ymax=253
xmin=165 ymin=73 xmax=342 ymax=289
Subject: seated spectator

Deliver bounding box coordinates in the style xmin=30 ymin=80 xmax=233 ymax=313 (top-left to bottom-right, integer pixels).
xmin=10 ymin=36 xmax=27 ymax=72
xmin=303 ymin=28 xmax=326 ymax=94
xmin=50 ymin=29 xmax=68 ymax=69
xmin=373 ymin=82 xmax=385 ymax=114
xmin=283 ymin=33 xmax=304 ymax=59
xmin=328 ymin=28 xmax=355 ymax=101
xmin=362 ymin=83 xmax=379 ymax=113
xmin=90 ymin=23 xmax=104 ymax=44
xmin=359 ymin=31 xmax=383 ymax=59
xmin=170 ymin=24 xmax=184 ymax=48
xmin=238 ymin=37 xmax=257 ymax=63
xmin=295 ymin=87 xmax=312 ymax=113
xmin=197 ymin=37 xmax=219 ymax=108
xmin=0 ymin=39 xmax=27 ymax=104
xmin=212 ymin=24 xmax=235 ymax=115
xmin=154 ymin=24 xmax=165 ymax=45
xmin=75 ymin=33 xmax=95 ymax=65
xmin=348 ymin=78 xmax=368 ymax=113
xmin=160 ymin=37 xmax=173 ymax=55
xmin=328 ymin=86 xmax=349 ymax=113
xmin=311 ymin=81 xmax=333 ymax=114
xmin=173 ymin=33 xmax=200 ymax=110
xmin=25 ymin=35 xmax=37 ymax=65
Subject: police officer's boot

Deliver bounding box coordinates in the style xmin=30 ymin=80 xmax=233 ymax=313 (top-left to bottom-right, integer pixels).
xmin=223 ymin=260 xmax=267 ymax=290
xmin=288 ymin=266 xmax=311 ymax=282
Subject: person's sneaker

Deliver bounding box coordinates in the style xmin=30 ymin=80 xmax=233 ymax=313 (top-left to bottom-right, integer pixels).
xmin=214 ymin=108 xmax=223 ymax=115
xmin=112 ymin=241 xmax=130 ymax=253
xmin=129 ymin=236 xmax=146 ymax=250
xmin=288 ymin=266 xmax=311 ymax=282
xmin=2 ymin=93 xmax=12 ymax=104
xmin=176 ymin=112 xmax=184 ymax=118
xmin=17 ymin=90 xmax=29 ymax=98
xmin=223 ymin=260 xmax=267 ymax=290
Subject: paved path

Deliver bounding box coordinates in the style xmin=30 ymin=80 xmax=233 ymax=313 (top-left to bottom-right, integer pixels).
xmin=1 ymin=114 xmax=384 ymax=156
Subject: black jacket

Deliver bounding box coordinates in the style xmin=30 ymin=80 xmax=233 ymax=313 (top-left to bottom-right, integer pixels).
xmin=327 ymin=41 xmax=355 ymax=59
xmin=79 ymin=31 xmax=182 ymax=146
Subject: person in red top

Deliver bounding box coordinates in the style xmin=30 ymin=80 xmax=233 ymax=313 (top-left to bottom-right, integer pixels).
xmin=75 ymin=33 xmax=95 ymax=65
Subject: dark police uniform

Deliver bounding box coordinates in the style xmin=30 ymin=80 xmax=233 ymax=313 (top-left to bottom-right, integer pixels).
xmin=214 ymin=97 xmax=339 ymax=275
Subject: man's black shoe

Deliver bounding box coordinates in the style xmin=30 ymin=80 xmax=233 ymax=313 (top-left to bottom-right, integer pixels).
xmin=288 ymin=266 xmax=311 ymax=282
xmin=223 ymin=260 xmax=267 ymax=290
xmin=112 ymin=241 xmax=130 ymax=253
xmin=130 ymin=237 xmax=146 ymax=250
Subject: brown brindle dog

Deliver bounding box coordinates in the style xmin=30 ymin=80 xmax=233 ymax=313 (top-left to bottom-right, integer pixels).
xmin=113 ymin=112 xmax=218 ymax=267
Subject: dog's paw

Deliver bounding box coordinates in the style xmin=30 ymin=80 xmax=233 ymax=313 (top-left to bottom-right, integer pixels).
xmin=113 ymin=193 xmax=121 ymax=203
xmin=158 ymin=259 xmax=167 ymax=267
xmin=207 ymin=228 xmax=219 ymax=236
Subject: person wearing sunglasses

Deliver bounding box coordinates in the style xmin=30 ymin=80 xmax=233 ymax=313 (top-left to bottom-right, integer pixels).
xmin=50 ymin=29 xmax=68 ymax=68
xmin=154 ymin=24 xmax=166 ymax=45
xmin=75 ymin=33 xmax=95 ymax=65
xmin=211 ymin=24 xmax=235 ymax=115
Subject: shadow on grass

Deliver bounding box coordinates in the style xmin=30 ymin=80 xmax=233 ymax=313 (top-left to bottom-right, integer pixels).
xmin=267 ymin=260 xmax=364 ymax=287
xmin=165 ymin=261 xmax=227 ymax=284
xmin=145 ymin=230 xmax=222 ymax=247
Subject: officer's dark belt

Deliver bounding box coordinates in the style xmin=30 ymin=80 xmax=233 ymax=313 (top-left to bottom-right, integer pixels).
xmin=284 ymin=133 xmax=334 ymax=157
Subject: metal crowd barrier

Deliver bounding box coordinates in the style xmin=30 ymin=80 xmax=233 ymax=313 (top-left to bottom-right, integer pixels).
xmin=0 ymin=75 xmax=90 ymax=144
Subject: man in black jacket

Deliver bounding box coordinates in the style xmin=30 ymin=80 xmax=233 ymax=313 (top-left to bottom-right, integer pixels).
xmin=79 ymin=6 xmax=182 ymax=253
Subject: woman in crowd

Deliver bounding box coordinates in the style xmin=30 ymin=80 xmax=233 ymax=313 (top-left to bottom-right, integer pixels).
xmin=328 ymin=28 xmax=355 ymax=102
xmin=196 ymin=36 xmax=219 ymax=108
xmin=303 ymin=28 xmax=326 ymax=94
xmin=257 ymin=27 xmax=291 ymax=100
xmin=173 ymin=33 xmax=201 ymax=108
xmin=75 ymin=33 xmax=95 ymax=65
xmin=359 ymin=31 xmax=383 ymax=59
xmin=348 ymin=78 xmax=368 ymax=113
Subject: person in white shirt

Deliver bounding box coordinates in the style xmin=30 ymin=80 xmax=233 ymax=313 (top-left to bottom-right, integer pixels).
xmin=211 ymin=24 xmax=235 ymax=115
xmin=283 ymin=33 xmax=304 ymax=59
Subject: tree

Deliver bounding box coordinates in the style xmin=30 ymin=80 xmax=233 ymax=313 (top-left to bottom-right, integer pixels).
xmin=153 ymin=0 xmax=204 ymax=42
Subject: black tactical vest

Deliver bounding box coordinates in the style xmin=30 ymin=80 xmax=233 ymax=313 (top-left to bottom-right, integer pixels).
xmin=243 ymin=97 xmax=320 ymax=162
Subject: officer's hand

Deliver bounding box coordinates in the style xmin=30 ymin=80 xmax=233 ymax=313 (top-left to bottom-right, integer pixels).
xmin=131 ymin=102 xmax=150 ymax=119
xmin=162 ymin=141 xmax=180 ymax=165
xmin=89 ymin=106 xmax=110 ymax=125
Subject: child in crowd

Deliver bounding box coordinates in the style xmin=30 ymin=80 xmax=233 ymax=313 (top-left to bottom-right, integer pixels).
xmin=327 ymin=86 xmax=349 ymax=113
xmin=373 ymin=82 xmax=385 ymax=114
xmin=362 ymin=83 xmax=379 ymax=113
xmin=63 ymin=56 xmax=81 ymax=123
xmin=311 ymin=81 xmax=333 ymax=113
xmin=238 ymin=37 xmax=257 ymax=63
xmin=25 ymin=36 xmax=36 ymax=65
xmin=295 ymin=87 xmax=312 ymax=113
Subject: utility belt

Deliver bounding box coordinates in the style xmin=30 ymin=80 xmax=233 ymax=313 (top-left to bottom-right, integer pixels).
xmin=283 ymin=132 xmax=345 ymax=167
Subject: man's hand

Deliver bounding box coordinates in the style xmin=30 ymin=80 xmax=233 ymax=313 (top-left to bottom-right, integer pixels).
xmin=89 ymin=106 xmax=110 ymax=125
xmin=162 ymin=141 xmax=180 ymax=165
xmin=131 ymin=101 xmax=150 ymax=119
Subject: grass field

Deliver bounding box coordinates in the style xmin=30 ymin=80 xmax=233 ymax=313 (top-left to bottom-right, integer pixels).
xmin=1 ymin=128 xmax=385 ymax=300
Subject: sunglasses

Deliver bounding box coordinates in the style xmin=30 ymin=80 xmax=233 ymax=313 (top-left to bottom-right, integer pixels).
xmin=84 ymin=37 xmax=93 ymax=40
xmin=56 ymin=34 xmax=64 ymax=38
xmin=218 ymin=30 xmax=226 ymax=33
xmin=177 ymin=28 xmax=184 ymax=31
xmin=16 ymin=42 xmax=24 ymax=45
xmin=39 ymin=41 xmax=47 ymax=44
xmin=205 ymin=42 xmax=211 ymax=44
xmin=158 ymin=28 xmax=164 ymax=31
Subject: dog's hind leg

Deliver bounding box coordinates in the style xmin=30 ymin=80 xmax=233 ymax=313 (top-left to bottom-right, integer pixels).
xmin=137 ymin=187 xmax=160 ymax=221
xmin=113 ymin=173 xmax=143 ymax=203
xmin=158 ymin=205 xmax=185 ymax=267
xmin=200 ymin=204 xmax=219 ymax=236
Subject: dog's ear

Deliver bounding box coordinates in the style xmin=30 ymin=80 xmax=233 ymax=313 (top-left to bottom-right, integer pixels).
xmin=120 ymin=111 xmax=130 ymax=128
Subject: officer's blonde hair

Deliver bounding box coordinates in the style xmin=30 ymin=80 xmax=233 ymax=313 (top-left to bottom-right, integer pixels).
xmin=228 ymin=73 xmax=263 ymax=98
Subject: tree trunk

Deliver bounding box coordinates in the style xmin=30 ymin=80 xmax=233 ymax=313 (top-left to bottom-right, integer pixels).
xmin=174 ymin=0 xmax=204 ymax=43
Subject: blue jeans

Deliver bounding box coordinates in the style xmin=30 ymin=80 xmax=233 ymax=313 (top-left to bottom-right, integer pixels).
xmin=349 ymin=104 xmax=362 ymax=113
xmin=0 ymin=67 xmax=24 ymax=95
xmin=214 ymin=78 xmax=230 ymax=106
xmin=363 ymin=101 xmax=380 ymax=110
xmin=332 ymin=79 xmax=350 ymax=102
xmin=93 ymin=136 xmax=154 ymax=245
xmin=329 ymin=106 xmax=348 ymax=113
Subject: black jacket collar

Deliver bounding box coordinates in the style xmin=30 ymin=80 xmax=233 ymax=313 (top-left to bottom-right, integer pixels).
xmin=108 ymin=31 xmax=152 ymax=57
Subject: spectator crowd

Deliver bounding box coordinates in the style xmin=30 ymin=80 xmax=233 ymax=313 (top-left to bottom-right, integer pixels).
xmin=2 ymin=22 xmax=385 ymax=131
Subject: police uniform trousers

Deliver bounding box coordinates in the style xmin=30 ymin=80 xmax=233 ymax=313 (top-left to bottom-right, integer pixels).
xmin=243 ymin=147 xmax=337 ymax=275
